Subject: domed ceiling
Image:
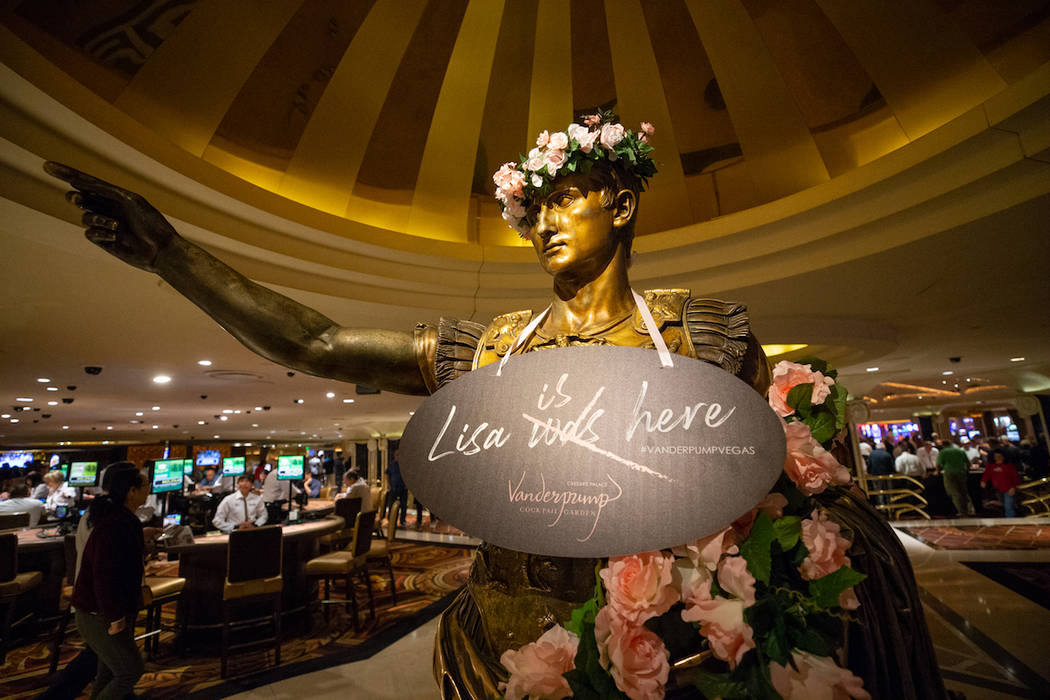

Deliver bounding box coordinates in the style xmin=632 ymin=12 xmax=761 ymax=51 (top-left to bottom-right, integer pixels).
xmin=4 ymin=0 xmax=1049 ymax=247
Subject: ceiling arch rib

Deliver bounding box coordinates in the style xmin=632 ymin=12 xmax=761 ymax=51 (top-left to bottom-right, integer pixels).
xmin=527 ymin=0 xmax=573 ymax=141
xmin=407 ymin=0 xmax=506 ymax=243
xmin=113 ymin=0 xmax=303 ymax=158
xmin=813 ymin=0 xmax=1007 ymax=141
xmin=604 ymin=0 xmax=692 ymax=232
xmin=279 ymin=0 xmax=428 ymax=217
xmin=684 ymin=0 xmax=830 ymax=204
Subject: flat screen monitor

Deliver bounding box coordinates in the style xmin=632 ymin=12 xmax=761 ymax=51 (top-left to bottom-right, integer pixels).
xmin=151 ymin=459 xmax=184 ymax=494
xmin=222 ymin=456 xmax=246 ymax=476
xmin=277 ymin=455 xmax=304 ymax=481
xmin=68 ymin=461 xmax=99 ymax=487
xmin=52 ymin=463 xmax=69 ymax=478
xmin=0 ymin=451 xmax=34 ymax=469
xmin=182 ymin=459 xmax=194 ymax=475
xmin=196 ymin=449 xmax=222 ymax=467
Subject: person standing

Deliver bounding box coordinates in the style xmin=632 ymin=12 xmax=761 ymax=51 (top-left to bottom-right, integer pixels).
xmin=384 ymin=449 xmax=407 ymax=528
xmin=981 ymin=452 xmax=1021 ymax=517
xmin=938 ymin=440 xmax=975 ymax=516
xmin=916 ymin=440 xmax=939 ymax=475
xmin=895 ymin=443 xmax=923 ymax=478
xmin=71 ymin=465 xmax=148 ymax=699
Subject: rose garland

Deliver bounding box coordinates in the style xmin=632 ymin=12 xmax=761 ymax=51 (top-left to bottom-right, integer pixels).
xmin=496 ymin=359 xmax=870 ymax=700
xmin=493 ymin=111 xmax=658 ymax=237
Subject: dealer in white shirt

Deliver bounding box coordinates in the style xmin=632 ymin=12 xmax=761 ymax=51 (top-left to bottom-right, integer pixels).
xmin=262 ymin=465 xmax=301 ymax=504
xmin=43 ymin=471 xmax=76 ymax=516
xmin=213 ymin=475 xmax=267 ymax=534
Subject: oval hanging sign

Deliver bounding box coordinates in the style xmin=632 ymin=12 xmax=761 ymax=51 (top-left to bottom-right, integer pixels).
xmin=399 ymin=346 xmax=786 ymax=558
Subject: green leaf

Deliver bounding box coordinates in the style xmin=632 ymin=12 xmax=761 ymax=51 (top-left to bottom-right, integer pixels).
xmin=808 ymin=566 xmax=867 ymax=609
xmin=739 ymin=511 xmax=775 ymax=584
xmin=798 ymin=357 xmax=829 ymax=374
xmin=785 ymin=383 xmax=814 ymax=417
xmin=565 ymin=596 xmax=598 ymax=637
xmin=792 ymin=625 xmax=833 ymax=657
xmin=829 ymin=383 xmax=848 ymax=433
xmin=806 ymin=409 xmax=837 ymax=445
xmin=695 ymin=672 xmax=747 ymax=699
xmin=772 ymin=516 xmax=801 ymax=551
xmin=763 ymin=611 xmax=792 ymax=666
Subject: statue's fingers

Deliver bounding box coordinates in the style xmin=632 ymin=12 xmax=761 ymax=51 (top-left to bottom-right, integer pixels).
xmin=82 ymin=212 xmax=120 ymax=231
xmin=85 ymin=227 xmax=118 ymax=245
xmin=44 ymin=161 xmax=128 ymax=200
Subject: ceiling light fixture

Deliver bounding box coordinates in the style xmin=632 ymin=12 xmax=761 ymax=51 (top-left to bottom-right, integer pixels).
xmin=62 ymin=425 xmax=69 ymax=429
xmin=10 ymin=419 xmax=18 ymax=423
xmin=325 ymin=392 xmax=335 ymax=398
xmin=214 ymin=434 xmax=220 ymax=439
xmin=342 ymin=399 xmax=354 ymax=404
xmin=135 ymin=412 xmax=143 ymax=416
xmin=37 ymin=377 xmax=50 ymax=383
xmin=252 ymin=423 xmax=259 ymax=427
xmin=220 ymin=416 xmax=228 ymax=421
xmin=198 ymin=420 xmax=206 ymax=425
xmin=152 ymin=375 xmax=171 ymax=384
xmin=152 ymin=425 xmax=159 ymax=429
xmin=152 ymin=406 xmax=160 ymax=410
xmin=865 ymin=367 xmax=879 ymax=372
xmin=295 ymin=399 xmax=304 ymax=404
xmin=1010 ymin=357 xmax=1025 ymax=362
xmin=255 ymin=406 xmax=263 ymax=411
xmin=197 ymin=360 xmax=212 ymax=366
xmin=222 ymin=409 xmax=233 ymax=414
xmin=46 ymin=386 xmax=59 ymax=391
xmin=15 ymin=397 xmax=32 ymax=402
xmin=0 ymin=414 xmax=8 ymax=419
xmin=942 ymin=371 xmax=953 ymax=375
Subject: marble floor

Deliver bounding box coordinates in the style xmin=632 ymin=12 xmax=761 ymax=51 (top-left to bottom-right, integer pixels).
xmin=229 ymin=517 xmax=1050 ymax=700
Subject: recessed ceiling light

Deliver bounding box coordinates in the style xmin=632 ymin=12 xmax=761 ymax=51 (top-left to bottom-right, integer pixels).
xmin=152 ymin=406 xmax=160 ymax=410
xmin=0 ymin=414 xmax=8 ymax=418
xmin=152 ymin=375 xmax=171 ymax=384
xmin=46 ymin=386 xmax=59 ymax=391
xmin=198 ymin=420 xmax=206 ymax=425
xmin=220 ymin=416 xmax=228 ymax=421
xmin=198 ymin=360 xmax=212 ymax=366
xmin=213 ymin=434 xmax=220 ymax=439
xmin=16 ymin=397 xmax=32 ymax=402
xmin=222 ymin=409 xmax=233 ymax=414
xmin=136 ymin=412 xmax=143 ymax=416
xmin=295 ymin=399 xmax=304 ymax=404
xmin=37 ymin=377 xmax=50 ymax=383
xmin=1010 ymin=357 xmax=1025 ymax=362
xmin=102 ymin=440 xmax=109 ymax=445
xmin=106 ymin=426 xmax=113 ymax=430
xmin=409 ymin=411 xmax=415 ymax=416
xmin=252 ymin=423 xmax=259 ymax=427
xmin=342 ymin=398 xmax=354 ymax=404
xmin=325 ymin=392 xmax=335 ymax=398
xmin=62 ymin=425 xmax=69 ymax=429
xmin=130 ymin=420 xmax=140 ymax=424
xmin=234 ymin=410 xmax=241 ymax=414
xmin=942 ymin=371 xmax=953 ymax=375
xmin=47 ymin=401 xmax=59 ymax=406
xmin=865 ymin=367 xmax=879 ymax=372
xmin=255 ymin=406 xmax=263 ymax=411
xmin=152 ymin=425 xmax=159 ymax=429
xmin=10 ymin=419 xmax=18 ymax=423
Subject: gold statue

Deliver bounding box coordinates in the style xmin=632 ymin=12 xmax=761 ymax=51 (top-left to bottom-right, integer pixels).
xmin=46 ymin=112 xmax=945 ymax=699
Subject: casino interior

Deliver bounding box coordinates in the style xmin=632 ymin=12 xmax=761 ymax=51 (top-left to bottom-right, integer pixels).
xmin=1 ymin=1 xmax=1050 ymax=698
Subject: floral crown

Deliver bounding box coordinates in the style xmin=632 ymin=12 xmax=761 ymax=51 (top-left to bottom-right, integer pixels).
xmin=492 ymin=110 xmax=658 ymax=237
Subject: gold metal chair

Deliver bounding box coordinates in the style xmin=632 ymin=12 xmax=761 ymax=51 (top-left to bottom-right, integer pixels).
xmin=220 ymin=525 xmax=283 ymax=678
xmin=1018 ymin=477 xmax=1050 ymax=516
xmin=367 ymin=501 xmax=400 ymax=606
xmin=0 ymin=532 xmax=42 ymax=663
xmin=305 ymin=510 xmax=377 ymax=630
xmin=864 ymin=475 xmax=931 ymax=519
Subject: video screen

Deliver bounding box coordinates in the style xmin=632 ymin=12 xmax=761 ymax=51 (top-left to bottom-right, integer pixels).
xmin=68 ymin=461 xmax=99 ymax=487
xmin=277 ymin=455 xmax=304 ymax=481
xmin=0 ymin=451 xmax=34 ymax=469
xmin=222 ymin=456 xmax=246 ymax=476
xmin=182 ymin=459 xmax=194 ymax=475
xmin=151 ymin=459 xmax=184 ymax=494
xmin=196 ymin=449 xmax=222 ymax=467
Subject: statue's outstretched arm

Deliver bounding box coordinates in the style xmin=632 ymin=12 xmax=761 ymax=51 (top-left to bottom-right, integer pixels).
xmin=45 ymin=162 xmax=428 ymax=396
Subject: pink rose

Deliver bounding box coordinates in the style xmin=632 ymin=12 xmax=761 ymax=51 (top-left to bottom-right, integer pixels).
xmin=527 ymin=147 xmax=545 ymax=172
xmin=717 ymin=556 xmax=755 ymax=606
xmin=800 ymin=509 xmax=852 ymax=581
xmin=768 ymin=361 xmax=836 ymax=417
xmin=599 ymin=551 xmax=678 ymax=624
xmin=545 ymin=148 xmax=567 ymax=176
xmin=639 ymin=121 xmax=654 ymax=143
xmin=575 ymin=129 xmax=598 ymax=153
xmin=770 ymin=651 xmax=870 ymax=700
xmin=680 ymin=577 xmax=755 ymax=668
xmin=730 ymin=492 xmax=789 ymax=538
xmin=784 ymin=421 xmax=851 ymax=496
xmin=672 ymin=527 xmax=738 ymax=572
xmin=493 ymin=163 xmax=525 ymax=195
xmin=595 ymin=607 xmax=669 ymax=700
xmin=584 ymin=113 xmax=602 ymax=126
xmin=567 ymin=123 xmax=585 ymax=141
xmin=499 ymin=624 xmax=578 ymax=700
xmin=600 ymin=122 xmax=626 ymax=149
xmin=536 ymin=130 xmax=550 ymax=148
xmin=548 ymin=131 xmax=569 ymax=150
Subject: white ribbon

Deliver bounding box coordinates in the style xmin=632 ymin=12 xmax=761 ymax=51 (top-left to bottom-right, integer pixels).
xmin=496 ymin=289 xmax=674 ymax=376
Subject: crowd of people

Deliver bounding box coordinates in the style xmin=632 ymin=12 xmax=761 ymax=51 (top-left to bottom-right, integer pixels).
xmin=859 ymin=432 xmax=1049 ymax=517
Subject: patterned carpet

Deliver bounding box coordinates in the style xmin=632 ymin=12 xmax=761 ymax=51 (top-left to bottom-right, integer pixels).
xmin=0 ymin=542 xmax=471 ymax=700
xmin=899 ymin=524 xmax=1050 ymax=550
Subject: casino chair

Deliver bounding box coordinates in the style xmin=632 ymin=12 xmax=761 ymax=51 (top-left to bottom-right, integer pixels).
xmin=0 ymin=532 xmax=42 ymax=664
xmin=220 ymin=525 xmax=283 ymax=678
xmin=0 ymin=512 xmax=31 ymax=531
xmin=318 ymin=497 xmax=362 ymax=554
xmin=366 ymin=501 xmax=399 ymax=606
xmin=318 ymin=486 xmax=332 ymax=500
xmin=305 ymin=510 xmax=377 ymax=631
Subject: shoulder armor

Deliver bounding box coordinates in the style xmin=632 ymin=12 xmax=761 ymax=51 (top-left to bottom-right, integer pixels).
xmin=631 ymin=289 xmax=691 ymax=334
xmin=474 ymin=309 xmax=535 ymax=369
xmin=683 ymin=297 xmax=750 ymax=376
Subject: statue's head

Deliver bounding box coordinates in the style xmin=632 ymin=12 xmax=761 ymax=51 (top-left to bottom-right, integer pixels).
xmin=493 ymin=112 xmax=657 ymax=276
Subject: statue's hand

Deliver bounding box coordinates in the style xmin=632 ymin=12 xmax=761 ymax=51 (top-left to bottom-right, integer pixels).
xmin=44 ymin=162 xmax=177 ymax=273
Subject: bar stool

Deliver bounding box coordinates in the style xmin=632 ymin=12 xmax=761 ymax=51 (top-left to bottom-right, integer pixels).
xmin=305 ymin=510 xmax=376 ymax=630
xmin=139 ymin=575 xmax=186 ymax=659
xmin=220 ymin=525 xmax=283 ymax=678
xmin=0 ymin=512 xmax=31 ymax=531
xmin=0 ymin=532 xmax=42 ymax=664
xmin=366 ymin=501 xmax=400 ymax=606
xmin=318 ymin=497 xmax=361 ymax=554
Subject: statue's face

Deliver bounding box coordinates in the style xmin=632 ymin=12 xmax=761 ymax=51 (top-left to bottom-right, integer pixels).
xmin=527 ymin=172 xmax=619 ymax=279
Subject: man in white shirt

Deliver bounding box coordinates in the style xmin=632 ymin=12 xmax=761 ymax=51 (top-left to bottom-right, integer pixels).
xmin=335 ymin=469 xmax=373 ymax=512
xmin=0 ymin=484 xmax=45 ymax=526
xmin=916 ymin=440 xmax=939 ymax=474
xmin=262 ymin=466 xmax=302 ymax=504
xmin=213 ymin=475 xmax=267 ymax=533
